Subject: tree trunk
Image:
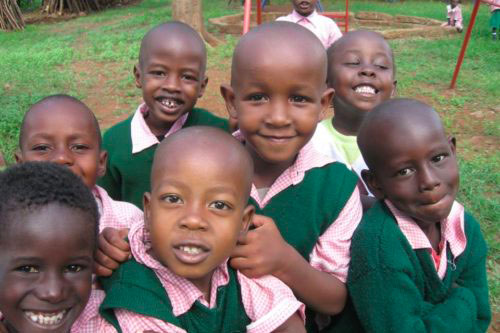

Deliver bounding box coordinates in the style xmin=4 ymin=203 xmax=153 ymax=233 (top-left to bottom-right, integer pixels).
xmin=172 ymin=0 xmax=222 ymax=47
xmin=0 ymin=0 xmax=24 ymax=30
xmin=41 ymin=0 xmax=104 ymax=15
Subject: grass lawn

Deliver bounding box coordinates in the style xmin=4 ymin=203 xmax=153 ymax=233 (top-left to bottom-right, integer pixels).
xmin=1 ymin=0 xmax=499 ymax=317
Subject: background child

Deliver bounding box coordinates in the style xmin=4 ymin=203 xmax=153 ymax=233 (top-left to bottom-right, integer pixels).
xmin=311 ymin=30 xmax=397 ymax=200
xmin=99 ymin=127 xmax=305 ymax=332
xmin=347 ymin=98 xmax=491 ymax=332
xmin=221 ymin=22 xmax=363 ymax=332
xmin=481 ymin=0 xmax=500 ymax=40
xmin=441 ymin=0 xmax=463 ymax=32
xmin=15 ymin=94 xmax=142 ymax=234
xmin=98 ymin=21 xmax=229 ymax=209
xmin=276 ymin=0 xmax=342 ymax=48
xmin=0 ymin=162 xmax=113 ymax=332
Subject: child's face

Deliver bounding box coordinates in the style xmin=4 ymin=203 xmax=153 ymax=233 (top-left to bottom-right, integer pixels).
xmin=0 ymin=204 xmax=94 ymax=333
xmin=16 ymin=101 xmax=106 ymax=189
xmin=134 ymin=37 xmax=207 ymax=132
xmin=222 ymin=46 xmax=332 ymax=168
xmin=451 ymin=0 xmax=458 ymax=7
xmin=366 ymin=122 xmax=459 ymax=228
xmin=329 ymin=34 xmax=396 ymax=115
xmin=292 ymin=0 xmax=317 ymax=16
xmin=143 ymin=148 xmax=253 ymax=292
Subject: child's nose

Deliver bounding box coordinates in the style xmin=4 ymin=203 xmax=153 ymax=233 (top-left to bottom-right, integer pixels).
xmin=418 ymin=167 xmax=441 ymax=192
xmin=359 ymin=64 xmax=376 ymax=77
xmin=266 ymin=99 xmax=292 ymax=127
xmin=178 ymin=206 xmax=209 ymax=231
xmin=162 ymin=75 xmax=181 ymax=93
xmin=35 ymin=272 xmax=68 ymax=304
xmin=53 ymin=147 xmax=74 ymax=166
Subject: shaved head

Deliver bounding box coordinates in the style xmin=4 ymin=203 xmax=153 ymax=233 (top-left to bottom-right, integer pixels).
xmin=152 ymin=126 xmax=254 ymax=199
xmin=358 ymin=98 xmax=443 ymax=171
xmin=230 ymin=21 xmax=327 ymax=87
xmin=139 ymin=21 xmax=207 ymax=73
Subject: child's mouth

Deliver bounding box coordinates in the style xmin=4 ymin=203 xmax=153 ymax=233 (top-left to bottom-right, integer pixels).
xmin=173 ymin=243 xmax=210 ymax=264
xmin=157 ymin=97 xmax=183 ymax=112
xmin=24 ymin=309 xmax=67 ymax=327
xmin=353 ymin=85 xmax=378 ymax=95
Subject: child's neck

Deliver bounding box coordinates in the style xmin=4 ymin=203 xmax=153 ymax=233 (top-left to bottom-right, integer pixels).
xmin=247 ymin=146 xmax=297 ymax=189
xmin=144 ymin=114 xmax=175 ymax=138
xmin=190 ymin=274 xmax=213 ymax=303
xmin=414 ymin=219 xmax=441 ymax=251
xmin=331 ymin=112 xmax=365 ymax=136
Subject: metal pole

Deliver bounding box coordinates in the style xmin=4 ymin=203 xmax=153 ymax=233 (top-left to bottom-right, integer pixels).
xmin=243 ymin=0 xmax=252 ymax=35
xmin=257 ymin=0 xmax=262 ymax=25
xmin=345 ymin=0 xmax=349 ymax=32
xmin=450 ymin=0 xmax=481 ymax=89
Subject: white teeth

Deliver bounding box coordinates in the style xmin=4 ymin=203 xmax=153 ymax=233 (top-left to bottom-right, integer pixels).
xmin=355 ymin=86 xmax=376 ymax=94
xmin=25 ymin=310 xmax=65 ymax=326
xmin=160 ymin=98 xmax=179 ymax=108
xmin=179 ymin=246 xmax=203 ymax=255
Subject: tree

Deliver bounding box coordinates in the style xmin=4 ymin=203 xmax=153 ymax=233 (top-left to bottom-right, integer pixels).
xmin=41 ymin=0 xmax=101 ymax=15
xmin=0 ymin=0 xmax=24 ymax=30
xmin=172 ymin=0 xmax=222 ymax=47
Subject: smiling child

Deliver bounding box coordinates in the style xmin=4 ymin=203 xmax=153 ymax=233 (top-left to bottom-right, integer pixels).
xmin=16 ymin=95 xmax=142 ymax=233
xmin=346 ymin=98 xmax=491 ymax=332
xmin=0 ymin=162 xmax=113 ymax=333
xmin=311 ymin=30 xmax=396 ymax=200
xmin=98 ymin=21 xmax=229 ymax=209
xmin=99 ymin=127 xmax=305 ymax=333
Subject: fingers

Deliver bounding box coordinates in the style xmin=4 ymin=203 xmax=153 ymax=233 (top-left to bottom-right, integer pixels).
xmin=102 ymin=227 xmax=131 ymax=252
xmin=93 ymin=253 xmax=115 ymax=277
xmin=251 ymin=214 xmax=273 ymax=228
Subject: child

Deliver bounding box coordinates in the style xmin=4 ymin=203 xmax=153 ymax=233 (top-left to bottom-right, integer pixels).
xmin=442 ymin=0 xmax=463 ymax=33
xmin=481 ymin=0 xmax=500 ymax=40
xmin=98 ymin=21 xmax=229 ymax=209
xmin=311 ymin=30 xmax=397 ymax=199
xmin=98 ymin=22 xmax=363 ymax=332
xmin=347 ymin=98 xmax=491 ymax=332
xmin=276 ymin=0 xmax=342 ymax=48
xmin=99 ymin=127 xmax=305 ymax=332
xmin=0 ymin=162 xmax=114 ymax=332
xmin=15 ymin=94 xmax=142 ymax=235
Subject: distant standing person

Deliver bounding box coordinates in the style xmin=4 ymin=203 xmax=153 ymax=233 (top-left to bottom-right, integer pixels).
xmin=481 ymin=0 xmax=500 ymax=40
xmin=277 ymin=0 xmax=342 ymax=48
xmin=442 ymin=0 xmax=463 ymax=32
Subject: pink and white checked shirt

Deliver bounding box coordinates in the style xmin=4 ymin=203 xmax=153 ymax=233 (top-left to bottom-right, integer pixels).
xmin=446 ymin=5 xmax=463 ymax=29
xmin=386 ymin=200 xmax=467 ymax=280
xmin=130 ymin=103 xmax=188 ymax=154
xmin=276 ymin=10 xmax=343 ymax=48
xmin=71 ymin=290 xmax=116 ymax=333
xmin=481 ymin=0 xmax=500 ymax=12
xmin=233 ymin=131 xmax=363 ymax=283
xmin=93 ymin=185 xmax=143 ymax=232
xmin=110 ymin=220 xmax=305 ymax=333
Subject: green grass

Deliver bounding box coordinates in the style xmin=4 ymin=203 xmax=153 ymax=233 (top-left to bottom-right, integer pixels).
xmin=0 ymin=0 xmax=498 ymax=312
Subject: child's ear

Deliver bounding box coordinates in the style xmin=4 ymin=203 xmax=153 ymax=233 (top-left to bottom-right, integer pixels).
xmin=448 ymin=136 xmax=457 ymax=155
xmin=220 ymin=84 xmax=238 ymax=120
xmin=391 ymin=80 xmax=398 ymax=97
xmin=361 ymin=169 xmax=385 ymax=200
xmin=133 ymin=64 xmax=142 ymax=89
xmin=14 ymin=151 xmax=23 ymax=164
xmin=239 ymin=205 xmax=255 ymax=237
xmin=143 ymin=192 xmax=152 ymax=230
xmin=97 ymin=150 xmax=108 ymax=178
xmin=198 ymin=76 xmax=208 ymax=98
xmin=320 ymin=87 xmax=335 ymax=120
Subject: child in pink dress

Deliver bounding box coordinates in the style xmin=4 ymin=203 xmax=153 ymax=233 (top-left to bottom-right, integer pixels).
xmin=442 ymin=0 xmax=463 ymax=32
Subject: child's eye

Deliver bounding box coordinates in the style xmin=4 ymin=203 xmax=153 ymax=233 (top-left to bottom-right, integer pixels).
xmin=375 ymin=64 xmax=389 ymax=70
xmin=162 ymin=194 xmax=183 ymax=204
xmin=32 ymin=144 xmax=50 ymax=152
xmin=396 ymin=168 xmax=414 ymax=177
xmin=150 ymin=71 xmax=165 ymax=77
xmin=64 ymin=264 xmax=83 ymax=273
xmin=209 ymin=201 xmax=231 ymax=211
xmin=248 ymin=94 xmax=268 ymax=102
xmin=16 ymin=265 xmax=39 ymax=273
xmin=431 ymin=154 xmax=447 ymax=163
xmin=72 ymin=144 xmax=89 ymax=151
xmin=290 ymin=95 xmax=307 ymax=103
xmin=182 ymin=74 xmax=197 ymax=81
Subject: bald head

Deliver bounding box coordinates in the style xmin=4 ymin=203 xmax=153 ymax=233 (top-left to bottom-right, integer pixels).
xmin=152 ymin=126 xmax=254 ymax=199
xmin=20 ymin=95 xmax=101 ymax=148
xmin=139 ymin=21 xmax=207 ymax=73
xmin=231 ymin=21 xmax=327 ymax=87
xmin=358 ymin=98 xmax=444 ymax=171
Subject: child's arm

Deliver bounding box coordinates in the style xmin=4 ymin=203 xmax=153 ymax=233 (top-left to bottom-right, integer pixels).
xmin=348 ymin=215 xmax=490 ymax=332
xmin=271 ymin=313 xmax=305 ymax=333
xmin=481 ymin=0 xmax=500 ymax=5
xmin=94 ymin=227 xmax=131 ymax=277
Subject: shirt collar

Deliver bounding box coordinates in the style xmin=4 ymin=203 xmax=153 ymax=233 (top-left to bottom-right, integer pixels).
xmin=290 ymin=9 xmax=319 ymax=25
xmin=385 ymin=200 xmax=467 ymax=258
xmin=128 ymin=220 xmax=230 ymax=316
xmin=130 ymin=103 xmax=188 ymax=154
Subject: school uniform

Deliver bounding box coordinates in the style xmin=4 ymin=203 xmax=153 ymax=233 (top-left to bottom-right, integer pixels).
xmin=233 ymin=131 xmax=363 ymax=332
xmin=98 ymin=104 xmax=229 ymax=209
xmin=482 ymin=0 xmax=500 ymax=29
xmin=343 ymin=200 xmax=491 ymax=332
xmin=99 ymin=221 xmax=305 ymax=333
xmin=446 ymin=4 xmax=463 ymax=30
xmin=276 ymin=10 xmax=342 ymax=48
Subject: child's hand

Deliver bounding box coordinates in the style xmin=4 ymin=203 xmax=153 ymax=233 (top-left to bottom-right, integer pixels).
xmin=230 ymin=214 xmax=292 ymax=278
xmin=94 ymin=227 xmax=131 ymax=277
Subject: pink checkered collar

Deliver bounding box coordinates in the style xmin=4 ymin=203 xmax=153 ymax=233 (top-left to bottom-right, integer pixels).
xmin=232 ymin=130 xmax=333 ymax=208
xmin=130 ymin=103 xmax=188 ymax=154
xmin=128 ymin=220 xmax=230 ymax=316
xmin=290 ymin=9 xmax=319 ymax=25
xmin=385 ymin=200 xmax=467 ymax=259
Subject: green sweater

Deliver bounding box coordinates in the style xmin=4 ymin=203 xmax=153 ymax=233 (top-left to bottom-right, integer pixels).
xmin=342 ymin=201 xmax=491 ymax=333
xmin=98 ymin=108 xmax=229 ymax=209
xmin=249 ymin=162 xmax=358 ymax=332
xmin=99 ymin=259 xmax=251 ymax=333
